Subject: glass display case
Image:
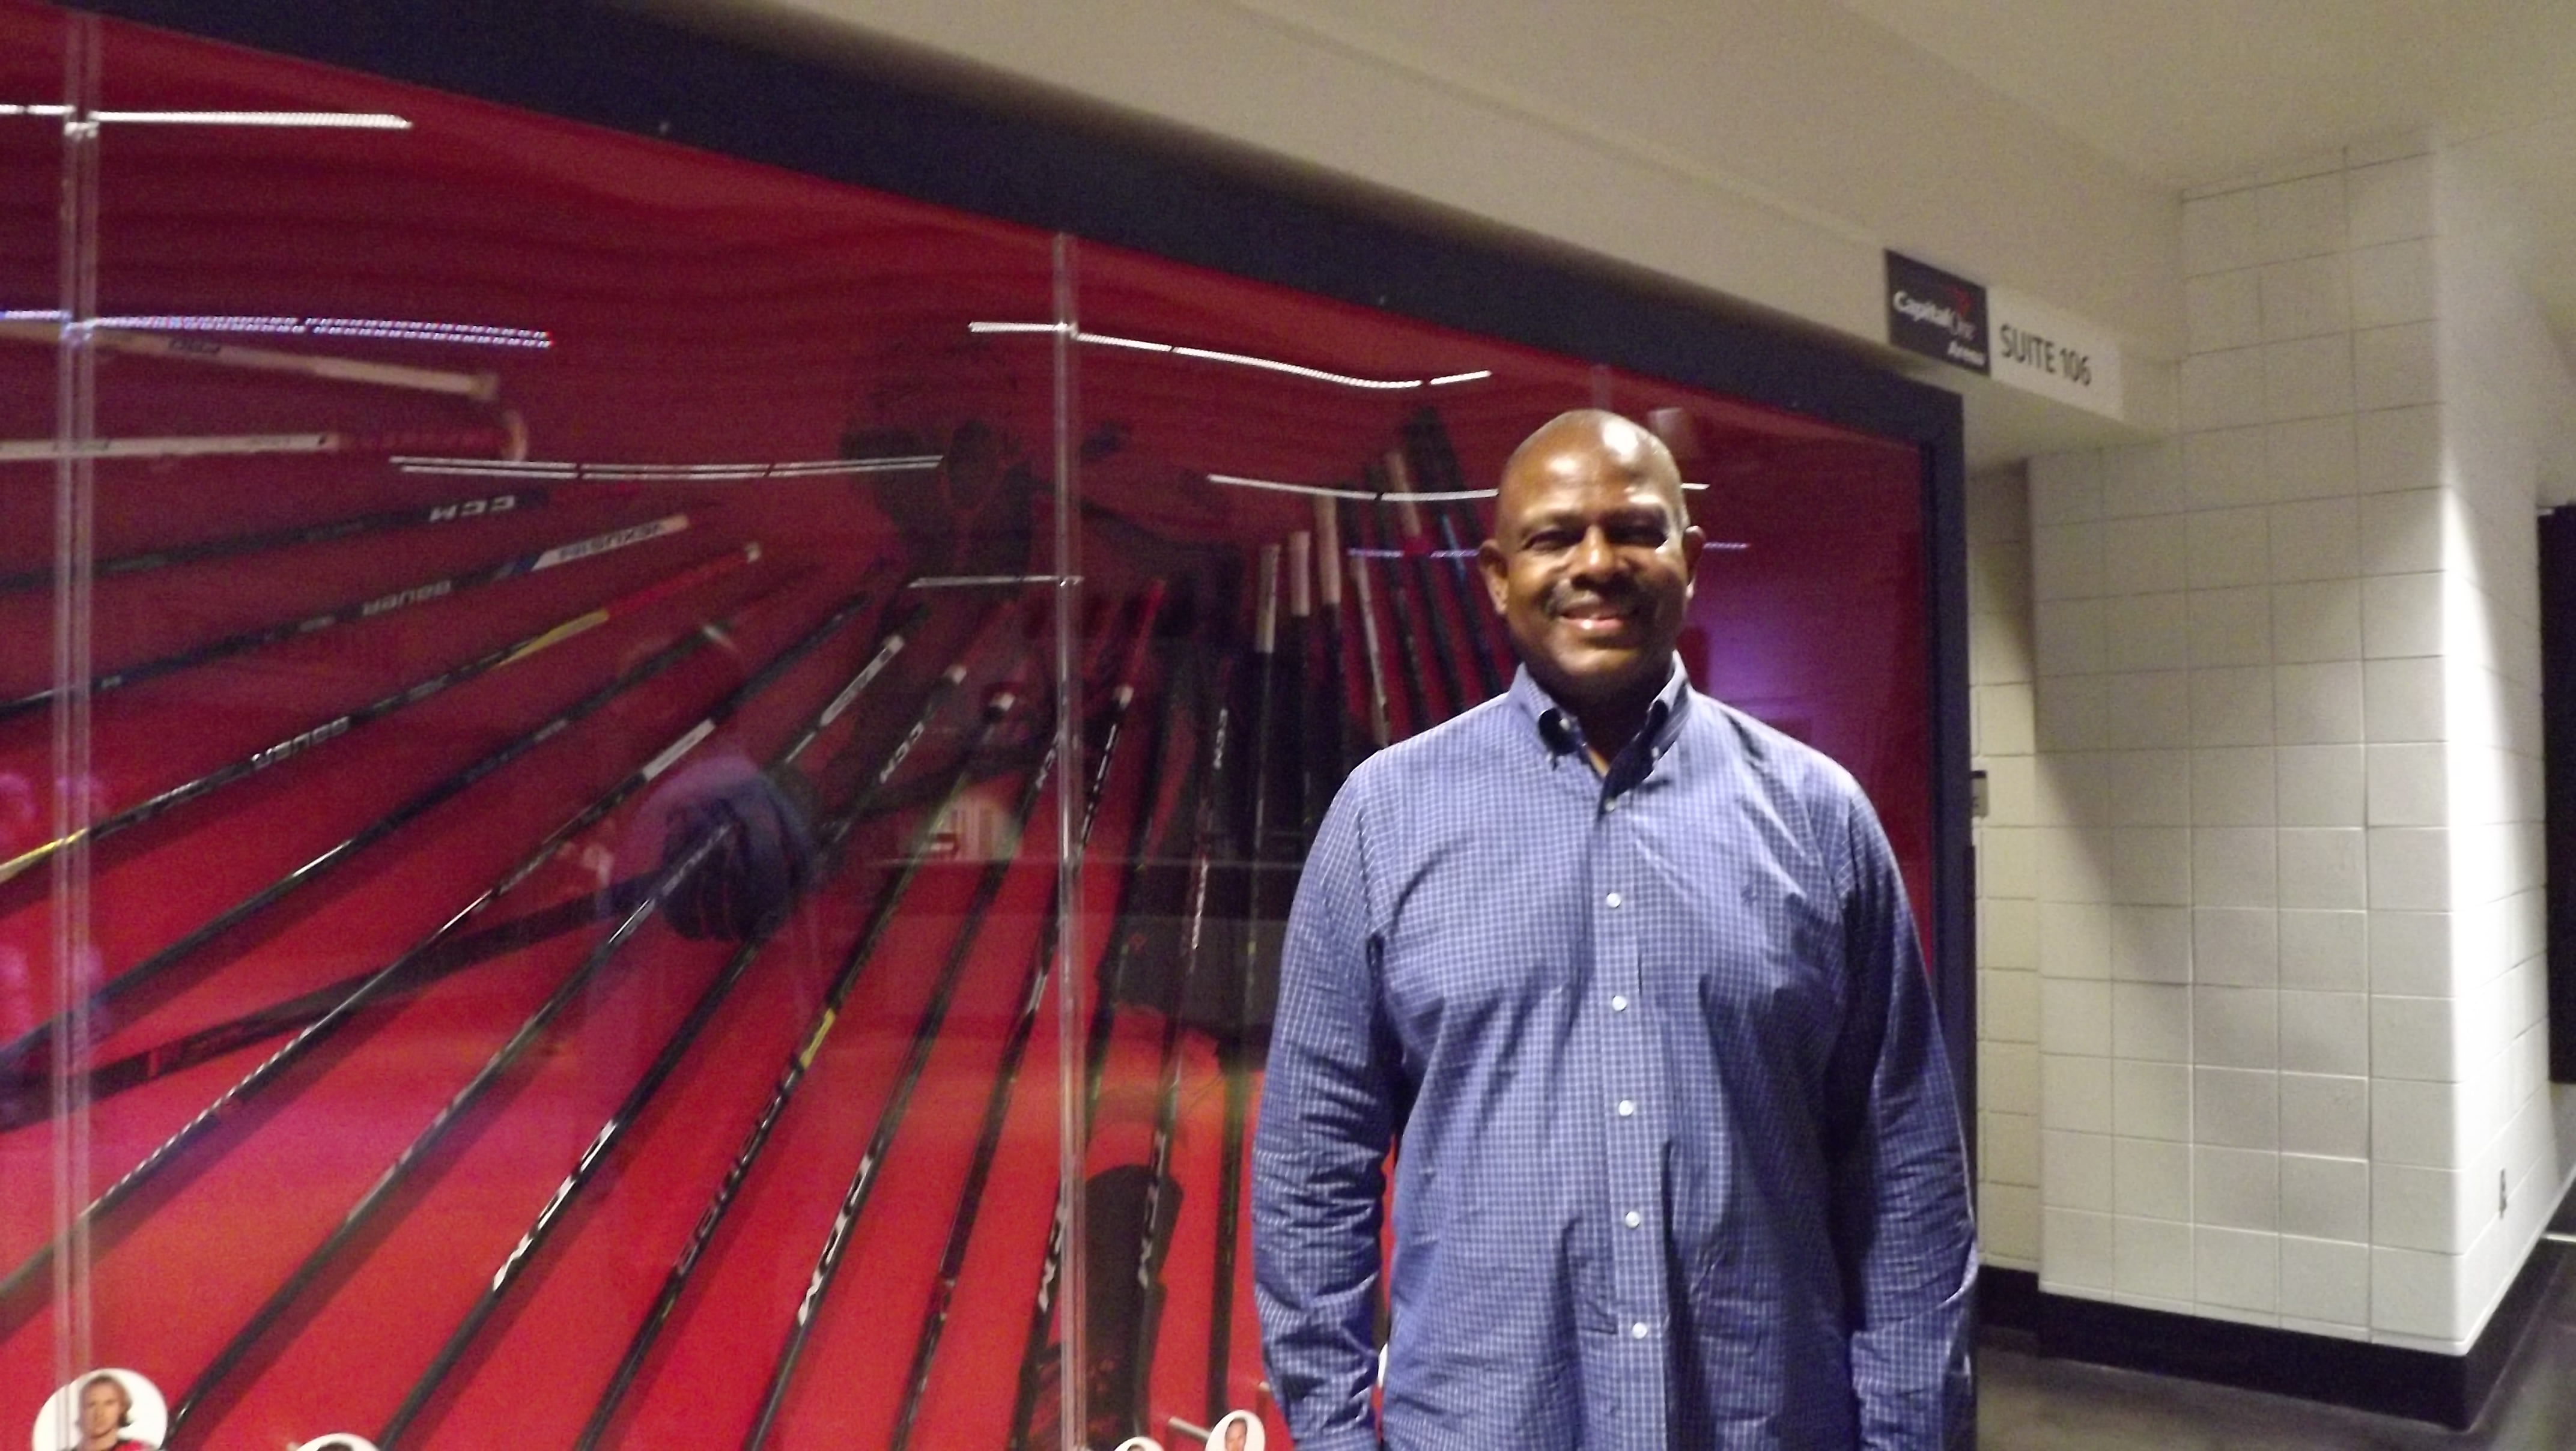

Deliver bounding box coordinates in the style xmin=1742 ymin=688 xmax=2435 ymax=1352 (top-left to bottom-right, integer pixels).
xmin=0 ymin=4 xmax=1956 ymax=1447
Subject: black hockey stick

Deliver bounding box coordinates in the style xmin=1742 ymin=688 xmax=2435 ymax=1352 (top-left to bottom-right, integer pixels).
xmin=570 ymin=617 xmax=1022 ymax=1451
xmin=1340 ymin=502 xmax=1394 ymax=750
xmin=1402 ymin=408 xmax=1514 ymax=692
xmin=371 ymin=593 xmax=937 ymax=1448
xmin=883 ymin=583 xmax=1173 ymax=1451
xmin=0 ymin=511 xmax=691 ymax=721
xmin=1362 ymin=486 xmax=1454 ymax=736
xmin=161 ymin=586 xmax=937 ymax=1446
xmin=1370 ymin=458 xmax=1468 ymax=716
xmin=0 ymin=541 xmax=759 ymax=892
xmin=1384 ymin=444 xmax=1501 ymax=701
xmin=740 ymin=681 xmax=1061 ymax=1449
xmin=1120 ymin=652 xmax=1240 ymax=1439
xmin=0 ymin=486 xmax=556 ymax=595
xmin=0 ymin=545 xmax=764 ymax=1103
xmin=1206 ymin=545 xmax=1286 ymax=1422
xmin=1003 ymin=646 xmax=1226 ymax=1451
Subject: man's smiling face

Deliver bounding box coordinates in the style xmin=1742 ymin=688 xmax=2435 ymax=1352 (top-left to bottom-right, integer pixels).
xmin=1479 ymin=411 xmax=1702 ymax=722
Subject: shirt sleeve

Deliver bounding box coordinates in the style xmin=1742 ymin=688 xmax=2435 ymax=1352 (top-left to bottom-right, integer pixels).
xmin=1822 ymin=786 xmax=1978 ymax=1450
xmin=1252 ymin=783 xmax=1398 ymax=1451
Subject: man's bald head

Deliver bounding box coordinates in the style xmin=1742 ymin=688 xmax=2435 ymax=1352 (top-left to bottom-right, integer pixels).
xmin=1479 ymin=410 xmax=1704 ymax=759
xmin=1497 ymin=409 xmax=1686 ymax=521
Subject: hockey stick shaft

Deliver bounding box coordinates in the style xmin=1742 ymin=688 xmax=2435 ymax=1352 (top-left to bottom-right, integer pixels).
xmin=1203 ymin=547 xmax=1284 ymax=1420
xmin=0 ymin=486 xmax=551 ymax=595
xmin=0 ymin=426 xmax=512 ymax=464
xmin=1120 ymin=664 xmax=1238 ymax=1438
xmin=1341 ymin=503 xmax=1393 ymax=749
xmin=0 ymin=512 xmax=690 ymax=721
xmin=1384 ymin=447 xmax=1499 ymax=700
xmin=1372 ymin=461 xmax=1467 ymax=716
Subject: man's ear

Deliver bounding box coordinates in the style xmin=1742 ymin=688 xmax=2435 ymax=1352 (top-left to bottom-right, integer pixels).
xmin=1477 ymin=538 xmax=1510 ymax=616
xmin=1680 ymin=524 xmax=1706 ymax=596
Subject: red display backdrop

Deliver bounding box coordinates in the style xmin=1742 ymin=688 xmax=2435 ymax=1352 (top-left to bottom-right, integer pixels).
xmin=0 ymin=6 xmax=1931 ymax=1448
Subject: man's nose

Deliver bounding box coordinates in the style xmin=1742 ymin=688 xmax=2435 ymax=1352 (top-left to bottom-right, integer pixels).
xmin=1569 ymin=526 xmax=1618 ymax=577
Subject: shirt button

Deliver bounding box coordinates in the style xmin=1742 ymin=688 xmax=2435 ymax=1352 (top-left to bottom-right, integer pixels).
xmin=1605 ymin=797 xmax=1621 ymax=813
xmin=1605 ymin=892 xmax=1623 ymax=908
xmin=1624 ymin=1210 xmax=1642 ymax=1228
xmin=1631 ymin=1322 xmax=1651 ymax=1339
xmin=1611 ymin=994 xmax=1629 ymax=1011
xmin=1617 ymin=1099 xmax=1635 ymax=1117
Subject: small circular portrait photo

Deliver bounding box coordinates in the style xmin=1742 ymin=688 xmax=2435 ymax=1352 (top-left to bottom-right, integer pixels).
xmin=1110 ymin=1439 xmax=1164 ymax=1451
xmin=290 ymin=1437 xmax=380 ymax=1451
xmin=1211 ymin=1410 xmax=1266 ymax=1451
xmin=29 ymin=1369 xmax=165 ymax=1451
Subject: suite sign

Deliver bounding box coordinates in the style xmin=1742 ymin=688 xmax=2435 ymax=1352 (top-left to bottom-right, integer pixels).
xmin=1884 ymin=251 xmax=1988 ymax=374
xmin=1989 ymin=285 xmax=2124 ymax=419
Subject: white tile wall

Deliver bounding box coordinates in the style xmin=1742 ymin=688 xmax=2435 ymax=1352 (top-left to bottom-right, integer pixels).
xmin=2019 ymin=144 xmax=2576 ymax=1350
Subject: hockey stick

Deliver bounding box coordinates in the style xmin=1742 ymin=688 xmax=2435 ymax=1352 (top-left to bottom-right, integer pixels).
xmin=0 ymin=426 xmax=514 ymax=465
xmin=1370 ymin=458 xmax=1467 ymax=716
xmin=1401 ymin=408 xmax=1513 ymax=691
xmin=1384 ymin=446 xmax=1500 ymax=701
xmin=569 ymin=614 xmax=1021 ymax=1451
xmin=1003 ymin=648 xmax=1228 ymax=1451
xmin=371 ymin=591 xmax=937 ymax=1448
xmin=0 ymin=317 xmax=502 ymax=401
xmin=1120 ymin=653 xmax=1241 ymax=1439
xmin=1340 ymin=502 xmax=1393 ymax=750
xmin=0 ymin=512 xmax=691 ymax=721
xmin=885 ymin=584 xmax=1176 ymax=1451
xmin=1205 ymin=547 xmax=1284 ymax=1422
xmin=0 ymin=486 xmax=551 ymax=595
xmin=1358 ymin=492 xmax=1453 ymax=738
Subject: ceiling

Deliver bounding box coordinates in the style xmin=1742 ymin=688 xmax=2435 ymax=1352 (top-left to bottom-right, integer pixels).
xmin=1833 ymin=0 xmax=2576 ymax=360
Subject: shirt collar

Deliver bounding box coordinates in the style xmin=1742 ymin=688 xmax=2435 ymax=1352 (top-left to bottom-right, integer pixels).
xmin=1507 ymin=655 xmax=1692 ymax=766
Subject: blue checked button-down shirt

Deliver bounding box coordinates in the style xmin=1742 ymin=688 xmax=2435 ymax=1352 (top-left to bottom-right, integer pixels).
xmin=1253 ymin=662 xmax=1974 ymax=1450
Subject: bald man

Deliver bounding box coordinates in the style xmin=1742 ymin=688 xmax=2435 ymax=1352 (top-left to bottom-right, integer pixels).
xmin=1253 ymin=410 xmax=1973 ymax=1449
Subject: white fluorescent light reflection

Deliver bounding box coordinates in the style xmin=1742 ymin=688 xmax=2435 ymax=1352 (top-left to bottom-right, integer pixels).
xmin=1 ymin=308 xmax=548 ymax=349
xmin=0 ymin=105 xmax=73 ymax=118
xmin=92 ymin=110 xmax=412 ymax=129
xmin=395 ymin=454 xmax=943 ymax=483
xmin=969 ymin=321 xmax=1489 ymax=392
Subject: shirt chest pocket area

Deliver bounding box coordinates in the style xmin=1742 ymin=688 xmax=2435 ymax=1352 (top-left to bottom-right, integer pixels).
xmin=1378 ymin=874 xmax=1583 ymax=1046
xmin=1660 ymin=855 xmax=1845 ymax=1072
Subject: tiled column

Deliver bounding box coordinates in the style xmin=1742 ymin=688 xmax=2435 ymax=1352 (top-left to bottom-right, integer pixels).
xmin=1969 ymin=465 xmax=2040 ymax=1272
xmin=2029 ymin=136 xmax=2455 ymax=1336
xmin=2030 ymin=134 xmax=2576 ymax=1356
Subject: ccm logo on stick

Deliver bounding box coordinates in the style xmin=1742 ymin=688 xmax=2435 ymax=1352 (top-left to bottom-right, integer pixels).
xmin=426 ymin=492 xmax=518 ymax=521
